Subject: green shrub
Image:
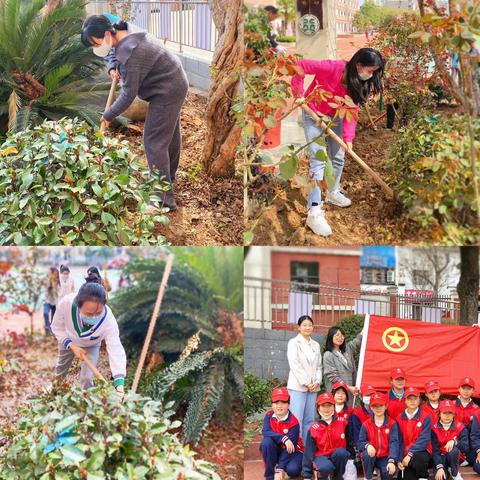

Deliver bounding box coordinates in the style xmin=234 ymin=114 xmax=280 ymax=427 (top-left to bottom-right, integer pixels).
xmin=0 ymin=118 xmax=169 ymax=246
xmin=276 ymin=35 xmax=296 ymax=43
xmin=388 ymin=113 xmax=480 ymax=244
xmin=244 ymin=372 xmax=275 ymax=417
xmin=335 ymin=314 xmax=365 ymax=343
xmin=0 ymin=385 xmax=220 ymax=479
xmin=0 ymin=0 xmax=107 ymax=134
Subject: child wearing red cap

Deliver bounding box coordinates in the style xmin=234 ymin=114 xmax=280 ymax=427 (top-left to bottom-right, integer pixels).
xmin=332 ymin=380 xmax=353 ymax=421
xmin=301 ymin=393 xmax=354 ymax=480
xmin=351 ymin=384 xmax=375 ymax=445
xmin=260 ymin=387 xmax=304 ymax=480
xmin=431 ymin=400 xmax=468 ymax=480
xmin=455 ymin=377 xmax=479 ymax=466
xmin=358 ymin=392 xmax=399 ymax=480
xmin=396 ymin=386 xmax=432 ymax=480
xmin=470 ymin=411 xmax=480 ymax=474
xmin=423 ymin=380 xmax=442 ymax=425
xmin=387 ymin=368 xmax=407 ymax=421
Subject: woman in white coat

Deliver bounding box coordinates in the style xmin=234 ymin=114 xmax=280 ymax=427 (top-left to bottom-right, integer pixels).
xmin=287 ymin=315 xmax=322 ymax=440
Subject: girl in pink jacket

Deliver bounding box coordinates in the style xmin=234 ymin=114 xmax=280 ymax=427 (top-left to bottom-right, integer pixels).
xmin=291 ymin=48 xmax=385 ymax=237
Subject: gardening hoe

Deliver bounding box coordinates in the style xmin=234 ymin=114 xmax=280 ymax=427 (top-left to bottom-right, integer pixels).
xmin=364 ymin=103 xmax=378 ymax=131
xmin=301 ymin=104 xmax=395 ymax=200
xmin=72 ymin=349 xmax=108 ymax=383
xmin=131 ymin=253 xmax=174 ymax=394
xmin=100 ymin=77 xmax=118 ymax=133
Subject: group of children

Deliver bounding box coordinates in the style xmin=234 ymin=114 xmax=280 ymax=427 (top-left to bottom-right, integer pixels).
xmin=260 ymin=368 xmax=480 ymax=480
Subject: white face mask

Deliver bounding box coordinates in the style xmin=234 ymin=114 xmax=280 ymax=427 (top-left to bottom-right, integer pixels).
xmin=358 ymin=71 xmax=373 ymax=81
xmin=93 ymin=35 xmax=113 ymax=57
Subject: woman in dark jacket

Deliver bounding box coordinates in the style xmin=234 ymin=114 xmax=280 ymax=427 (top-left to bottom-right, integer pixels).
xmin=81 ymin=15 xmax=189 ymax=211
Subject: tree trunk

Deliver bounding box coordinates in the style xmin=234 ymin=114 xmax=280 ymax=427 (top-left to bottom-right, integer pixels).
xmin=30 ymin=312 xmax=34 ymax=336
xmin=202 ymin=0 xmax=242 ymax=178
xmin=457 ymin=246 xmax=479 ymax=326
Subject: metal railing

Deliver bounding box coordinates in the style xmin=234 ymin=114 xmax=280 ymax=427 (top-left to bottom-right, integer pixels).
xmin=244 ymin=277 xmax=461 ymax=330
xmin=86 ymin=0 xmax=219 ymax=52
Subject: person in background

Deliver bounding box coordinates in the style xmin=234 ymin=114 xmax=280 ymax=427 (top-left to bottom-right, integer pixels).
xmin=264 ymin=6 xmax=287 ymax=54
xmin=43 ymin=267 xmax=60 ymax=336
xmin=431 ymin=399 xmax=467 ymax=480
xmin=287 ymin=315 xmax=322 ymax=441
xmin=470 ymin=410 xmax=480 ymax=474
xmin=351 ymin=384 xmax=376 ymax=445
xmin=86 ymin=266 xmax=112 ymax=296
xmin=58 ymin=265 xmax=76 ymax=300
xmin=358 ymin=392 xmax=399 ymax=480
xmin=387 ymin=367 xmax=407 ymax=420
xmin=423 ymin=380 xmax=441 ymax=425
xmin=323 ymin=325 xmax=363 ymax=405
xmin=332 ymin=380 xmax=352 ymax=421
xmin=260 ymin=387 xmax=304 ymax=480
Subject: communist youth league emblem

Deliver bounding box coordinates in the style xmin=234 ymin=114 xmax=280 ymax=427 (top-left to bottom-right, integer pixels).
xmin=382 ymin=327 xmax=409 ymax=352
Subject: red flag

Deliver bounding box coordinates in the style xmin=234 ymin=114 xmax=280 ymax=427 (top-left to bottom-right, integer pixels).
xmin=357 ymin=315 xmax=480 ymax=396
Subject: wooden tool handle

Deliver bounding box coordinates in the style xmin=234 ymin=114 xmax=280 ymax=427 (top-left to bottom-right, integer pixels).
xmin=301 ymin=104 xmax=395 ymax=200
xmin=77 ymin=351 xmax=107 ymax=382
xmin=100 ymin=77 xmax=118 ymax=133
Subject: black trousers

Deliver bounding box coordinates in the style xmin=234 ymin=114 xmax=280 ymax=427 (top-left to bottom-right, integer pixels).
xmin=402 ymin=451 xmax=431 ymax=480
xmin=386 ymin=102 xmax=399 ymax=129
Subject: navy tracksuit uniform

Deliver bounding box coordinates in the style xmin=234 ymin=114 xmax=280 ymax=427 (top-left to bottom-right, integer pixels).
xmin=260 ymin=410 xmax=303 ymax=480
xmin=396 ymin=409 xmax=432 ymax=480
xmin=358 ymin=415 xmax=400 ymax=480
xmin=455 ymin=398 xmax=480 ymax=465
xmin=471 ymin=413 xmax=480 ymax=474
xmin=301 ymin=415 xmax=354 ymax=479
xmin=431 ymin=421 xmax=468 ymax=477
xmin=351 ymin=404 xmax=373 ymax=445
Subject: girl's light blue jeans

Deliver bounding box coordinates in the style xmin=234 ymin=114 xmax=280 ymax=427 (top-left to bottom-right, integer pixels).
xmin=302 ymin=110 xmax=346 ymax=208
xmin=288 ymin=389 xmax=317 ymax=440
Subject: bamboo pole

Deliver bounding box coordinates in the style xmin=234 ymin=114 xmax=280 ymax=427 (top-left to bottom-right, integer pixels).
xmin=302 ymin=104 xmax=395 ymax=200
xmin=100 ymin=77 xmax=118 ymax=133
xmin=131 ymin=254 xmax=175 ymax=394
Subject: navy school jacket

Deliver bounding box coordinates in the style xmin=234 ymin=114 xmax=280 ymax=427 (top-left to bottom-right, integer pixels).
xmin=471 ymin=414 xmax=480 ymax=456
xmin=351 ymin=404 xmax=373 ymax=445
xmin=301 ymin=414 xmax=355 ymax=479
xmin=396 ymin=408 xmax=432 ymax=457
xmin=358 ymin=414 xmax=400 ymax=462
xmin=431 ymin=420 xmax=467 ymax=470
xmin=262 ymin=410 xmax=304 ymax=452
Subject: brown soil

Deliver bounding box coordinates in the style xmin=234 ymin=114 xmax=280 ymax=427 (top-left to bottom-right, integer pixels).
xmin=246 ymin=107 xmax=431 ymax=246
xmin=120 ymin=92 xmax=243 ymax=246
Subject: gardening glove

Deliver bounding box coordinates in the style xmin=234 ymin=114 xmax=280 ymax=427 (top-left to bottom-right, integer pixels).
xmin=276 ymin=45 xmax=287 ymax=55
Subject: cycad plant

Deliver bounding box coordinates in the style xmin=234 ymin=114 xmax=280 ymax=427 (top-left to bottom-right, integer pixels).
xmin=146 ymin=335 xmax=244 ymax=446
xmin=0 ymin=0 xmax=107 ymax=133
xmin=109 ymin=258 xmax=219 ymax=355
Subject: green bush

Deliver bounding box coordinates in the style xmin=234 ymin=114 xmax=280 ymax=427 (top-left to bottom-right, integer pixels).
xmin=0 ymin=118 xmax=169 ymax=246
xmin=335 ymin=314 xmax=365 ymax=343
xmin=0 ymin=385 xmax=220 ymax=479
xmin=0 ymin=0 xmax=107 ymax=134
xmin=244 ymin=373 xmax=276 ymax=417
xmin=276 ymin=35 xmax=296 ymax=43
xmin=388 ymin=113 xmax=480 ymax=244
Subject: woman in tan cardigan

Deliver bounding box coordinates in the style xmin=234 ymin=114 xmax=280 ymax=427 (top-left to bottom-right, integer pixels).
xmin=287 ymin=315 xmax=322 ymax=440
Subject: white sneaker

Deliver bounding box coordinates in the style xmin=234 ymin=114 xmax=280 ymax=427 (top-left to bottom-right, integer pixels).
xmin=460 ymin=460 xmax=469 ymax=467
xmin=306 ymin=204 xmax=332 ymax=236
xmin=326 ymin=190 xmax=352 ymax=207
xmin=453 ymin=473 xmax=463 ymax=480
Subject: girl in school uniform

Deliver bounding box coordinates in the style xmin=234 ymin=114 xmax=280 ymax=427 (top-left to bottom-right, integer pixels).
xmin=387 ymin=367 xmax=407 ymax=420
xmin=291 ymin=48 xmax=385 ymax=237
xmin=332 ymin=380 xmax=353 ymax=421
xmin=431 ymin=400 xmax=468 ymax=480
xmin=423 ymin=380 xmax=441 ymax=425
xmin=302 ymin=393 xmax=354 ymax=480
xmin=396 ymin=387 xmax=432 ymax=480
xmin=358 ymin=392 xmax=399 ymax=480
xmin=51 ymin=276 xmax=126 ymax=392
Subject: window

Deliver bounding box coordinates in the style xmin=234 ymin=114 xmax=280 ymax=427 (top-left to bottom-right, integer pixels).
xmin=291 ymin=261 xmax=319 ymax=292
xmin=361 ymin=268 xmax=395 ymax=285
